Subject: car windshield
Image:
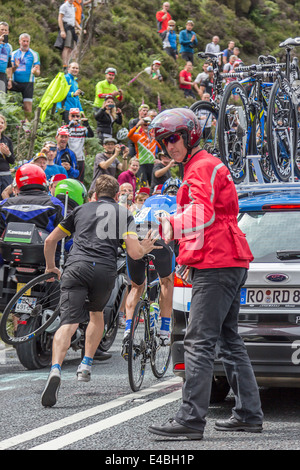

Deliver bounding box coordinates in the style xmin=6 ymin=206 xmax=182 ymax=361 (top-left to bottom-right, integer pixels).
xmin=238 ymin=211 xmax=300 ymax=262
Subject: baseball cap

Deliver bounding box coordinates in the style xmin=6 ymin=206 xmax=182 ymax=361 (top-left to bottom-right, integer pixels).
xmin=103 ymin=137 xmax=117 ymax=144
xmin=69 ymin=108 xmax=80 ymax=114
xmin=33 ymin=152 xmax=47 ymax=162
xmin=152 ymin=60 xmax=161 ymax=66
xmin=56 ymin=127 xmax=69 ymax=137
xmin=49 ymin=174 xmax=67 ymax=185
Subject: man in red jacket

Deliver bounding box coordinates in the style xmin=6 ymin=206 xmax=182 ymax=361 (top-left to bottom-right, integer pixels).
xmin=148 ymin=108 xmax=263 ymax=440
xmin=156 ymin=2 xmax=172 ymax=36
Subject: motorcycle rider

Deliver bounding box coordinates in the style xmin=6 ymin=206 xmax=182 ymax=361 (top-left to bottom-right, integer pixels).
xmin=41 ymin=174 xmax=161 ymax=407
xmin=0 ymin=163 xmax=64 ymax=235
xmin=121 ymin=177 xmax=180 ymax=359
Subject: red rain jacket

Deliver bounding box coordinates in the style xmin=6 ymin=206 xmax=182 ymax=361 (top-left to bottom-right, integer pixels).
xmin=167 ymin=150 xmax=253 ymax=269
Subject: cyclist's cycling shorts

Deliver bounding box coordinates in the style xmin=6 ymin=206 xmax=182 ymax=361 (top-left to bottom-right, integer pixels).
xmin=126 ymin=239 xmax=175 ymax=286
xmin=10 ymin=81 xmax=34 ymax=102
xmin=59 ymin=260 xmax=116 ymax=325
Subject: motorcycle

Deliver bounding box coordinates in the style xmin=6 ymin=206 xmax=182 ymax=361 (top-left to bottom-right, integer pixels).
xmin=0 ymin=221 xmax=128 ymax=370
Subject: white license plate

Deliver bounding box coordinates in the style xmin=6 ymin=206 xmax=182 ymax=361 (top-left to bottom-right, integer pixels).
xmin=240 ymin=287 xmax=300 ymax=307
xmin=15 ymin=296 xmax=37 ymax=314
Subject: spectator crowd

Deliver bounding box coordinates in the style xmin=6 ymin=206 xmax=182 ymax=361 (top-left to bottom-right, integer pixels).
xmin=0 ymin=1 xmax=244 ymax=208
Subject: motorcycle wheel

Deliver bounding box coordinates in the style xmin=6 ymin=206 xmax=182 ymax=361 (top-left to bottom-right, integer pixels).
xmin=16 ymin=317 xmax=52 ymax=370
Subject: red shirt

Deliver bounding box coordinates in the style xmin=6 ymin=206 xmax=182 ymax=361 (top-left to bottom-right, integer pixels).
xmin=156 ymin=10 xmax=172 ymax=33
xmin=179 ymin=69 xmax=192 ymax=90
xmin=167 ymin=150 xmax=253 ymax=270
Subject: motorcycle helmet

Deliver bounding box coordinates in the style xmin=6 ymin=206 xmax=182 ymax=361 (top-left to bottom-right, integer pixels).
xmin=161 ymin=177 xmax=181 ymax=195
xmin=54 ymin=179 xmax=87 ymax=209
xmin=150 ymin=108 xmax=202 ymax=159
xmin=15 ymin=163 xmax=47 ymax=191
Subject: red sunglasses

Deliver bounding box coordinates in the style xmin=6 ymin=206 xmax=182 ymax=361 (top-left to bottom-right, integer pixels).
xmin=163 ymin=133 xmax=182 ymax=145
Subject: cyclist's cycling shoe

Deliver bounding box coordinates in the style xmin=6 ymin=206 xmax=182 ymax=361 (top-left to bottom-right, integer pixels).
xmin=41 ymin=368 xmax=61 ymax=407
xmin=159 ymin=333 xmax=171 ymax=346
xmin=121 ymin=334 xmax=130 ymax=361
xmin=77 ymin=364 xmax=91 ymax=382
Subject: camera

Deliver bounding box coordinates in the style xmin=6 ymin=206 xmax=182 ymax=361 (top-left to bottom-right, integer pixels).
xmin=3 ymin=35 xmax=8 ymax=44
xmin=79 ymin=91 xmax=85 ymax=96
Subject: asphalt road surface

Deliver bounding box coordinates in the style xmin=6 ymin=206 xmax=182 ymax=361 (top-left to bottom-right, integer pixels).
xmin=0 ymin=331 xmax=300 ymax=453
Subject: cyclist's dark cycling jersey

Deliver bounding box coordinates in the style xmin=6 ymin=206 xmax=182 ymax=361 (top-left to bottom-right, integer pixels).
xmin=0 ymin=189 xmax=64 ymax=236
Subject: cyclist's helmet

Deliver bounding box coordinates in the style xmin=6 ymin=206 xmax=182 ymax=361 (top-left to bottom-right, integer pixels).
xmin=54 ymin=179 xmax=87 ymax=209
xmin=15 ymin=163 xmax=47 ymax=191
xmin=161 ymin=177 xmax=181 ymax=195
xmin=105 ymin=67 xmax=117 ymax=75
xmin=150 ymin=108 xmax=202 ymax=157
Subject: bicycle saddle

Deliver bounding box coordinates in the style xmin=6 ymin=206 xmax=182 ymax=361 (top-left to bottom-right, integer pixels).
xmin=279 ymin=37 xmax=300 ymax=48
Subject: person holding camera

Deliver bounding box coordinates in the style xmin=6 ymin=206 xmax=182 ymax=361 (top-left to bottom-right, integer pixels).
xmin=0 ymin=22 xmax=13 ymax=94
xmin=54 ymin=127 xmax=79 ymax=179
xmin=65 ymin=108 xmax=94 ymax=182
xmin=127 ymin=116 xmax=161 ymax=187
xmin=57 ymin=62 xmax=84 ymax=124
xmin=89 ymin=137 xmax=128 ymax=193
xmin=94 ymin=96 xmax=123 ymax=144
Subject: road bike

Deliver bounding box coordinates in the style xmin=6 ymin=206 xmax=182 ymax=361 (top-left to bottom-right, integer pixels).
xmin=266 ymin=37 xmax=300 ymax=181
xmin=127 ymin=254 xmax=171 ymax=392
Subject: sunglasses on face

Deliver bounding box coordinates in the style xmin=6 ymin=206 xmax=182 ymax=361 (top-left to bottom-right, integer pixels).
xmin=49 ymin=147 xmax=56 ymax=152
xmin=71 ymin=115 xmax=80 ymax=118
xmin=163 ymin=133 xmax=182 ymax=145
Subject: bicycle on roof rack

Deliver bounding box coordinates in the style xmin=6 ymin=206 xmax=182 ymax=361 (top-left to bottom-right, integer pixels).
xmin=189 ymin=51 xmax=224 ymax=156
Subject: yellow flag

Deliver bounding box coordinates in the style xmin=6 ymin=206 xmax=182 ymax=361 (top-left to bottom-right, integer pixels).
xmin=39 ymin=73 xmax=71 ymax=122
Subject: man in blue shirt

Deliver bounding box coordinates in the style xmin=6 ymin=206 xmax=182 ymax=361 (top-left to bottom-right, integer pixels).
xmin=55 ymin=127 xmax=79 ymax=179
xmin=10 ymin=33 xmax=40 ymax=119
xmin=179 ymin=20 xmax=198 ymax=64
xmin=41 ymin=140 xmax=68 ymax=181
xmin=0 ymin=22 xmax=13 ymax=94
xmin=56 ymin=62 xmax=84 ymax=124
xmin=161 ymin=19 xmax=178 ymax=60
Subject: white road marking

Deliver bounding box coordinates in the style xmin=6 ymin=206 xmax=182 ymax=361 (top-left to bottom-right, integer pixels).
xmin=0 ymin=377 xmax=182 ymax=450
xmin=30 ymin=389 xmax=182 ymax=450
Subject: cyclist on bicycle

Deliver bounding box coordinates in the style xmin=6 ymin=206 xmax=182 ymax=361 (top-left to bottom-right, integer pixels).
xmin=41 ymin=175 xmax=161 ymax=407
xmin=121 ymin=177 xmax=181 ymax=360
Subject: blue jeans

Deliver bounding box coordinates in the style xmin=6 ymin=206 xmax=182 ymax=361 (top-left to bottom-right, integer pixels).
xmin=175 ymin=267 xmax=263 ymax=431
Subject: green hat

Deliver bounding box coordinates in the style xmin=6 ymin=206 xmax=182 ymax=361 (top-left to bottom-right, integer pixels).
xmin=54 ymin=179 xmax=87 ymax=207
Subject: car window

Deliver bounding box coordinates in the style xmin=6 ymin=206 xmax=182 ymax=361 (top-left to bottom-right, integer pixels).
xmin=238 ymin=211 xmax=300 ymax=262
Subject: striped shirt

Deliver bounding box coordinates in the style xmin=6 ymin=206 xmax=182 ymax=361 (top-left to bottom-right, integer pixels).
xmin=127 ymin=125 xmax=160 ymax=165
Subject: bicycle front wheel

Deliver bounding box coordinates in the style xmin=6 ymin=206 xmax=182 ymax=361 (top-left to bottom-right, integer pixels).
xmin=128 ymin=300 xmax=148 ymax=392
xmin=218 ymin=81 xmax=250 ymax=184
xmin=267 ymin=79 xmax=299 ymax=181
xmin=0 ymin=272 xmax=61 ymax=346
xmin=150 ymin=316 xmax=172 ymax=379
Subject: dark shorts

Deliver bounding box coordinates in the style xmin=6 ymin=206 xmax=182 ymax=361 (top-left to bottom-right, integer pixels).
xmin=10 ymin=81 xmax=34 ymax=102
xmin=126 ymin=240 xmax=175 ymax=285
xmin=138 ymin=163 xmax=154 ymax=186
xmin=59 ymin=260 xmax=116 ymax=325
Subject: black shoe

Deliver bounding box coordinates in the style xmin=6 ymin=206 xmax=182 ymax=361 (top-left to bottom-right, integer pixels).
xmin=215 ymin=416 xmax=263 ymax=433
xmin=148 ymin=418 xmax=203 ymax=440
xmin=93 ymin=349 xmax=112 ymax=361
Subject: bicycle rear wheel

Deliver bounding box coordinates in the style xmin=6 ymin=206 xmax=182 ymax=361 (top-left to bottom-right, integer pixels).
xmin=128 ymin=300 xmax=148 ymax=392
xmin=190 ymin=101 xmax=219 ymax=154
xmin=0 ymin=272 xmax=60 ymax=346
xmin=218 ymin=81 xmax=250 ymax=184
xmin=267 ymin=79 xmax=299 ymax=181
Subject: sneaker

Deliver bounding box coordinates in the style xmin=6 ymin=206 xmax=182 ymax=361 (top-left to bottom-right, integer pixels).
xmin=121 ymin=333 xmax=130 ymax=361
xmin=41 ymin=368 xmax=61 ymax=407
xmin=159 ymin=333 xmax=170 ymax=346
xmin=76 ymin=364 xmax=91 ymax=382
